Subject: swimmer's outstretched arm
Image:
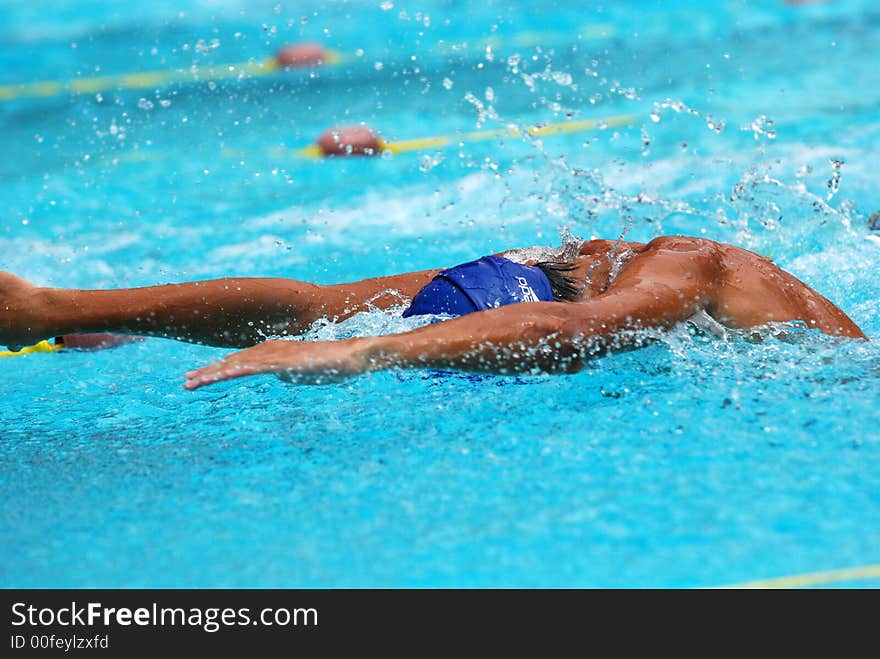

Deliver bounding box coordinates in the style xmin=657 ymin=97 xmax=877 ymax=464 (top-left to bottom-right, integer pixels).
xmin=0 ymin=269 xmax=440 ymax=349
xmin=183 ymin=277 xmax=711 ymax=390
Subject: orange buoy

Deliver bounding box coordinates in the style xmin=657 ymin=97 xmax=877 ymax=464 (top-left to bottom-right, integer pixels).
xmin=275 ymin=42 xmax=330 ymax=68
xmin=316 ymin=125 xmax=384 ymax=156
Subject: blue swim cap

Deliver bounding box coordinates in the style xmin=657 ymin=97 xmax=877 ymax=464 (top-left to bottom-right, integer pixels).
xmin=402 ymin=255 xmax=554 ymax=318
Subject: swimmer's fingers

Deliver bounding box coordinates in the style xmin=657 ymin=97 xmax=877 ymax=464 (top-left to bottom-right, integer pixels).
xmin=183 ymin=338 xmax=368 ymax=390
xmin=183 ymin=340 xmax=289 ymax=389
xmin=184 ymin=359 xmax=262 ymax=390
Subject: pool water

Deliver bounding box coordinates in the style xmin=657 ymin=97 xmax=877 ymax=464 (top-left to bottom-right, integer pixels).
xmin=1 ymin=0 xmax=878 ymax=588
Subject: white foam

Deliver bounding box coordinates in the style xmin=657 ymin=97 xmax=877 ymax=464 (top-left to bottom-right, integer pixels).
xmin=241 ymin=170 xmax=536 ymax=243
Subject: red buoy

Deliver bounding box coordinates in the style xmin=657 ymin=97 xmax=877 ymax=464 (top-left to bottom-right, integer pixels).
xmin=275 ymin=43 xmax=330 ymax=68
xmin=316 ymin=125 xmax=384 ymax=156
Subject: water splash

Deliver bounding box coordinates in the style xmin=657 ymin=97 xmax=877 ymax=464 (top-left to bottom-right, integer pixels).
xmin=742 ymin=115 xmax=777 ymax=141
xmin=726 ymin=165 xmax=856 ymax=252
xmin=826 ymin=158 xmax=844 ymax=202
xmin=651 ymin=98 xmax=726 ymax=134
xmin=463 ymin=91 xmax=501 ymax=129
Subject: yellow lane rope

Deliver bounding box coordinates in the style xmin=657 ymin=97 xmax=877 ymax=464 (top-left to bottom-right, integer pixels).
xmin=385 ymin=114 xmax=640 ymax=154
xmin=0 ymin=23 xmax=613 ymax=103
xmin=0 ymin=340 xmax=63 ymax=359
xmin=720 ymin=563 xmax=880 ymax=589
xmin=293 ymin=113 xmax=641 ymax=158
xmin=0 ymin=57 xmax=282 ymax=103
xmin=52 ymin=113 xmax=638 ymax=171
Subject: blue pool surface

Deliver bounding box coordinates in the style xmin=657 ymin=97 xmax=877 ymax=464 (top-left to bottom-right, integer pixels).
xmin=1 ymin=0 xmax=879 ymax=588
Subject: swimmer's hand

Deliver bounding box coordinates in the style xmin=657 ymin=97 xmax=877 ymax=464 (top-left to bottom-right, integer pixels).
xmin=0 ymin=272 xmax=50 ymax=348
xmin=183 ymin=338 xmax=372 ymax=390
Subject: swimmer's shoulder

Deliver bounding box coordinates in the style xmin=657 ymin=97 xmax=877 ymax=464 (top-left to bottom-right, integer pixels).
xmin=577 ymin=238 xmax=647 ymax=257
xmin=641 ymin=235 xmax=721 ymax=254
xmin=637 ymin=236 xmax=738 ymax=270
xmin=577 ymin=239 xmax=622 ymax=256
xmin=642 ymin=235 xmax=775 ymax=263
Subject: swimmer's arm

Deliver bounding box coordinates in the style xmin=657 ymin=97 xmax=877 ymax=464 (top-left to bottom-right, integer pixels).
xmin=2 ymin=269 xmax=441 ymax=349
xmin=183 ymin=281 xmax=709 ymax=389
xmin=370 ymin=288 xmax=709 ymax=374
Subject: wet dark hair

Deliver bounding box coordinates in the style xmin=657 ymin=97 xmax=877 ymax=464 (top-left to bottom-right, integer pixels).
xmin=869 ymin=211 xmax=880 ymax=232
xmin=533 ymin=260 xmax=583 ymax=302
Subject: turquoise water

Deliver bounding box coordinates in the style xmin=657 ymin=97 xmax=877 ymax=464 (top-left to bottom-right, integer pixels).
xmin=1 ymin=0 xmax=878 ymax=587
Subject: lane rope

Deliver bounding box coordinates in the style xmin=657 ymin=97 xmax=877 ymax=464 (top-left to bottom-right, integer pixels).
xmin=0 ymin=340 xmax=63 ymax=359
xmin=74 ymin=112 xmax=641 ymax=166
xmin=0 ymin=23 xmax=613 ymax=103
xmin=719 ymin=563 xmax=880 ymax=589
xmin=293 ymin=113 xmax=641 ymax=158
xmin=0 ymin=57 xmax=284 ymax=103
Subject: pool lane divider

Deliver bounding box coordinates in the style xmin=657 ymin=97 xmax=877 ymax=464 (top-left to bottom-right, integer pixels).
xmin=80 ymin=112 xmax=641 ymax=166
xmin=0 ymin=39 xmax=350 ymax=102
xmin=294 ymin=114 xmax=640 ymax=158
xmin=1 ymin=335 xmax=145 ymax=359
xmin=0 ymin=23 xmax=614 ymax=103
xmin=0 ymin=339 xmax=63 ymax=359
xmin=0 ymin=56 xmax=289 ymax=103
xmin=281 ymin=113 xmax=641 ymax=158
xmin=719 ymin=563 xmax=880 ymax=589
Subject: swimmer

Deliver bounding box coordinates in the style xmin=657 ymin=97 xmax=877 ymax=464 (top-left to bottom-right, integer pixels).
xmin=0 ymin=235 xmax=865 ymax=389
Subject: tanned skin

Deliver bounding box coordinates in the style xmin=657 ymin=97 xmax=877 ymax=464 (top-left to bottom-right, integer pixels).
xmin=0 ymin=236 xmax=865 ymax=389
